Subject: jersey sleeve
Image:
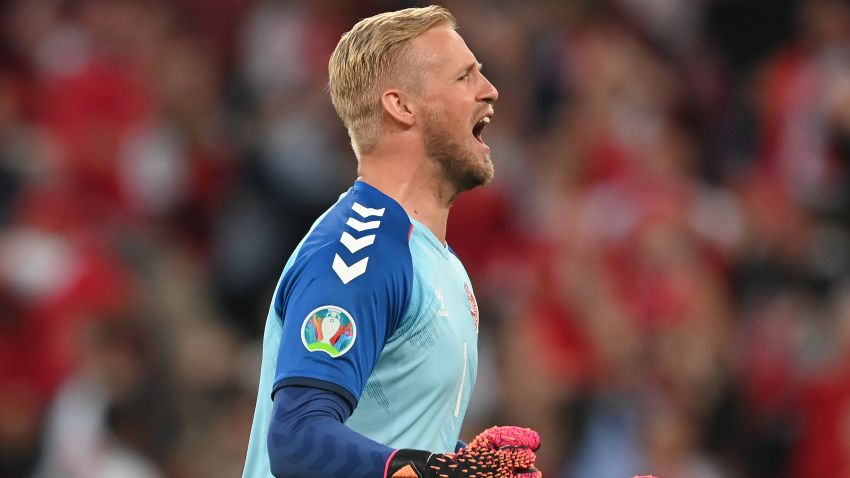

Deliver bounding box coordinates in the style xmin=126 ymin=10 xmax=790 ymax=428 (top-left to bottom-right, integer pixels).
xmin=271 ymin=206 xmax=413 ymax=410
xmin=267 ymin=385 xmax=393 ymax=477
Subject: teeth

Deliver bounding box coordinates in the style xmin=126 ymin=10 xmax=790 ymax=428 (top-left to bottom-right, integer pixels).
xmin=482 ymin=117 xmax=490 ymax=125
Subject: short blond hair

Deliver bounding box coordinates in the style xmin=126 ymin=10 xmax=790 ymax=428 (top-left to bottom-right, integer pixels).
xmin=328 ymin=5 xmax=456 ymax=156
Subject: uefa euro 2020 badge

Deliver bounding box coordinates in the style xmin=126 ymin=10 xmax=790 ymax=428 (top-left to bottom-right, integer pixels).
xmin=301 ymin=306 xmax=357 ymax=358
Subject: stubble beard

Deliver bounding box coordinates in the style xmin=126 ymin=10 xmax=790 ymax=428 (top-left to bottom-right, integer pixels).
xmin=422 ymin=107 xmax=494 ymax=195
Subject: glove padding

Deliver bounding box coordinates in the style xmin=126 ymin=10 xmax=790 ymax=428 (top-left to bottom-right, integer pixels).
xmin=386 ymin=426 xmax=541 ymax=478
xmin=467 ymin=426 xmax=540 ymax=452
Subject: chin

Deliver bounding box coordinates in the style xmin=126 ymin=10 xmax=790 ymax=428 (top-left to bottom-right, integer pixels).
xmin=476 ymin=150 xmax=495 ymax=182
xmin=456 ymin=155 xmax=494 ymax=192
xmin=424 ymin=123 xmax=494 ymax=192
xmin=476 ymin=161 xmax=495 ymax=186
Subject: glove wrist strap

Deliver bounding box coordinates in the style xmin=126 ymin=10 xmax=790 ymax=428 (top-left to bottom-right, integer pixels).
xmin=386 ymin=449 xmax=435 ymax=478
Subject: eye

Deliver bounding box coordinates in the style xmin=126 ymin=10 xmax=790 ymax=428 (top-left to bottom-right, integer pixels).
xmin=458 ymin=73 xmax=470 ymax=81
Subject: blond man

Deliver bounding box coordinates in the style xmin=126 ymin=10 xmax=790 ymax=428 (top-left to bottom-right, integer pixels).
xmin=242 ymin=6 xmax=540 ymax=477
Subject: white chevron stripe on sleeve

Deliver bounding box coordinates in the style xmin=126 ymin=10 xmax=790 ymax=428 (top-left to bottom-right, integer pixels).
xmin=352 ymin=202 xmax=385 ymax=218
xmin=346 ymin=217 xmax=381 ymax=232
xmin=332 ymin=254 xmax=369 ymax=284
xmin=340 ymin=232 xmax=375 ymax=254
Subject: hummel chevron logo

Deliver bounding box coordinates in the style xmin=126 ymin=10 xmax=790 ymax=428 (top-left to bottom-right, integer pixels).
xmin=333 ymin=254 xmax=369 ymax=285
xmin=346 ymin=217 xmax=381 ymax=232
xmin=334 ymin=202 xmax=383 ymax=284
xmin=352 ymin=202 xmax=385 ymax=218
xmin=340 ymin=232 xmax=375 ymax=253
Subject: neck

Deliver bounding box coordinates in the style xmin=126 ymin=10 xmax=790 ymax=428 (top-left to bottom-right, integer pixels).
xmin=357 ymin=143 xmax=456 ymax=244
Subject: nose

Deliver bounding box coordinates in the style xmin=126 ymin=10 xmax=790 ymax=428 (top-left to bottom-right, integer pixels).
xmin=478 ymin=73 xmax=498 ymax=104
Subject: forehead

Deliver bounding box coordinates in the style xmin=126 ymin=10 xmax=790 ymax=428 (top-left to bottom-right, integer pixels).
xmin=410 ymin=25 xmax=476 ymax=74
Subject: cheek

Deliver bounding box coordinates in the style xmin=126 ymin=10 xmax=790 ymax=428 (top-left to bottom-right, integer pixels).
xmin=449 ymin=104 xmax=473 ymax=133
xmin=424 ymin=93 xmax=473 ymax=134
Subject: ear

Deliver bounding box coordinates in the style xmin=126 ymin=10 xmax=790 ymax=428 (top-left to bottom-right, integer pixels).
xmin=380 ymin=89 xmax=416 ymax=128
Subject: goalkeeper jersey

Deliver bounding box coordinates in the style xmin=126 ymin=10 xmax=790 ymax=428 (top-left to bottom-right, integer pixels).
xmin=243 ymin=179 xmax=480 ymax=477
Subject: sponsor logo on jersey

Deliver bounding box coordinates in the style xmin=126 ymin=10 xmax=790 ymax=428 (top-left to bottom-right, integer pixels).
xmin=300 ymin=305 xmax=357 ymax=357
xmin=464 ymin=283 xmax=479 ymax=332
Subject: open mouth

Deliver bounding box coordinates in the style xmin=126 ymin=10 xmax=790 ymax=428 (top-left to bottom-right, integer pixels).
xmin=472 ymin=115 xmax=491 ymax=145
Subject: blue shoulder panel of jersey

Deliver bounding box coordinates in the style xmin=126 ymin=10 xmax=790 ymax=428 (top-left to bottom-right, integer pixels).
xmin=272 ymin=180 xmax=413 ymax=409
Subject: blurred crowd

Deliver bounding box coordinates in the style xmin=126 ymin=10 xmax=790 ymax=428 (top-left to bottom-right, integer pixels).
xmin=1 ymin=0 xmax=850 ymax=477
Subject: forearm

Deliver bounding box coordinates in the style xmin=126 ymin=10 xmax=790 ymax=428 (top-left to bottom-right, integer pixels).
xmin=267 ymin=385 xmax=393 ymax=478
xmin=267 ymin=386 xmax=541 ymax=478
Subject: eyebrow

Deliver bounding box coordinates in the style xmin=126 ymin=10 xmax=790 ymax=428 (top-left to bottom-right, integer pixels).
xmin=459 ymin=62 xmax=483 ymax=76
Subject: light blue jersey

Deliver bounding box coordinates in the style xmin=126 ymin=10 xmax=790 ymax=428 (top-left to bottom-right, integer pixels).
xmin=243 ymin=180 xmax=480 ymax=477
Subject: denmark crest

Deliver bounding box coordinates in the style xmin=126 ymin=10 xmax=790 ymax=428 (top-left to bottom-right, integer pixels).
xmin=464 ymin=283 xmax=480 ymax=332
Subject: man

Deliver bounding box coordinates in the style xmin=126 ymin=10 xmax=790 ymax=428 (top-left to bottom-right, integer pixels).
xmin=242 ymin=6 xmax=541 ymax=478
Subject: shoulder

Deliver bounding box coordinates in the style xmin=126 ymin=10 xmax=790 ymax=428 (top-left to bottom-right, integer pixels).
xmin=276 ymin=181 xmax=414 ymax=312
xmin=300 ymin=180 xmax=414 ymax=281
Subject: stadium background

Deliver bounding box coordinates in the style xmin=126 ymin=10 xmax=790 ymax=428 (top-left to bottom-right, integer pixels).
xmin=2 ymin=0 xmax=850 ymax=476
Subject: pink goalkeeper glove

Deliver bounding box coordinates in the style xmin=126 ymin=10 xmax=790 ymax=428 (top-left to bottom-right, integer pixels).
xmin=467 ymin=426 xmax=541 ymax=451
xmin=386 ymin=426 xmax=542 ymax=478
